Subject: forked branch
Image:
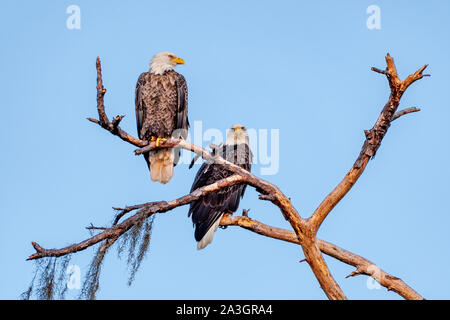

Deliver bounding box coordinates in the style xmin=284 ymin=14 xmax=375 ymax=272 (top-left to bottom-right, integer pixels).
xmin=307 ymin=54 xmax=429 ymax=234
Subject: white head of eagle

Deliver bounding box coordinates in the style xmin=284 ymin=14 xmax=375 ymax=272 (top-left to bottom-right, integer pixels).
xmin=226 ymin=123 xmax=249 ymax=146
xmin=150 ymin=52 xmax=185 ymax=75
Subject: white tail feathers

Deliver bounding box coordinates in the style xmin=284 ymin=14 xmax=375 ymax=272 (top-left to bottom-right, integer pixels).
xmin=149 ymin=149 xmax=174 ymax=184
xmin=197 ymin=213 xmax=224 ymax=250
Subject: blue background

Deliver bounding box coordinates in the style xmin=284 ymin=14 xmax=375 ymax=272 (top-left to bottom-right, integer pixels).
xmin=1 ymin=0 xmax=449 ymax=299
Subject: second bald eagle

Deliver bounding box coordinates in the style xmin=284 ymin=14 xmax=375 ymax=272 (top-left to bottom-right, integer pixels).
xmin=189 ymin=124 xmax=252 ymax=249
xmin=135 ymin=52 xmax=189 ymax=183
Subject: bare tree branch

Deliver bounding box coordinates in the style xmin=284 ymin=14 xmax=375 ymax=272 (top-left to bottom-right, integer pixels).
xmin=219 ymin=215 xmax=423 ymax=300
xmin=392 ymin=107 xmax=421 ymax=121
xmin=86 ymin=57 xmax=147 ymax=148
xmin=308 ymin=54 xmax=428 ymax=234
xmin=27 ymin=174 xmax=246 ymax=261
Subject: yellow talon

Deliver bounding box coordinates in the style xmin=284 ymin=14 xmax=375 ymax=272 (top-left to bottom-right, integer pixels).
xmin=155 ymin=137 xmax=167 ymax=147
xmin=150 ymin=137 xmax=167 ymax=147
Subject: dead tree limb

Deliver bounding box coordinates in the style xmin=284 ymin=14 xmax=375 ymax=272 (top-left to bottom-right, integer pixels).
xmin=392 ymin=107 xmax=421 ymax=121
xmin=307 ymin=54 xmax=429 ymax=234
xmin=27 ymin=54 xmax=427 ymax=300
xmin=220 ymin=215 xmax=422 ymax=300
xmin=27 ymin=174 xmax=246 ymax=260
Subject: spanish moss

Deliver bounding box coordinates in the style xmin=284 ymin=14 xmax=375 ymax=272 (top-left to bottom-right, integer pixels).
xmin=127 ymin=215 xmax=155 ymax=285
xmin=79 ymin=238 xmax=116 ymax=300
xmin=21 ymin=255 xmax=73 ymax=300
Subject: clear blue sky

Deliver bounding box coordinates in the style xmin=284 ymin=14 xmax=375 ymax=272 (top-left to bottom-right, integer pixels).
xmin=1 ymin=0 xmax=449 ymax=299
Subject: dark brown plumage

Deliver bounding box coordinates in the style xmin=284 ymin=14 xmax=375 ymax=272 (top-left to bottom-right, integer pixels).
xmin=135 ymin=68 xmax=189 ymax=183
xmin=189 ymin=136 xmax=252 ymax=249
xmin=135 ymin=70 xmax=188 ymax=140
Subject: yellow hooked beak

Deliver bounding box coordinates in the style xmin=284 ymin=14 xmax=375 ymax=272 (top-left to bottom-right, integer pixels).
xmin=172 ymin=57 xmax=185 ymax=65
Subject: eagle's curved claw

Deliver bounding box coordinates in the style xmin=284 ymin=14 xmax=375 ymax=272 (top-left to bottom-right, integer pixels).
xmin=150 ymin=136 xmax=167 ymax=147
xmin=156 ymin=138 xmax=167 ymax=147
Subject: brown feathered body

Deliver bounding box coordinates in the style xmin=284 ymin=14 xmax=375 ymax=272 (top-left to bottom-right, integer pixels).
xmin=135 ymin=70 xmax=189 ymax=183
xmin=189 ymin=142 xmax=252 ymax=249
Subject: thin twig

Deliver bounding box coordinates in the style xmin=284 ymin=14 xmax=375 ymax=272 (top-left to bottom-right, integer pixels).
xmin=392 ymin=107 xmax=421 ymax=121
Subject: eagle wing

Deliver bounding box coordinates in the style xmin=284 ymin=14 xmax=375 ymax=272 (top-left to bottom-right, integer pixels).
xmin=175 ymin=73 xmax=189 ymax=138
xmin=135 ymin=72 xmax=148 ymax=140
xmin=172 ymin=73 xmax=189 ymax=166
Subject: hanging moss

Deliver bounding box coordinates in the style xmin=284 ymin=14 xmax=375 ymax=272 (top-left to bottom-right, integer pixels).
xmin=79 ymin=239 xmax=114 ymax=300
xmin=23 ymin=210 xmax=157 ymax=300
xmin=127 ymin=215 xmax=155 ymax=285
xmin=21 ymin=255 xmax=72 ymax=300
xmin=54 ymin=255 xmax=72 ymax=299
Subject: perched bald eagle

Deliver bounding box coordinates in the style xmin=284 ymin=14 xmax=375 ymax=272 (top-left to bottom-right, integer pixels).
xmin=189 ymin=124 xmax=252 ymax=249
xmin=135 ymin=52 xmax=189 ymax=183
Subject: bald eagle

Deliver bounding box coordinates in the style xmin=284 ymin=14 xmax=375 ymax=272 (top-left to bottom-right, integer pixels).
xmin=189 ymin=124 xmax=252 ymax=249
xmin=135 ymin=52 xmax=189 ymax=183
